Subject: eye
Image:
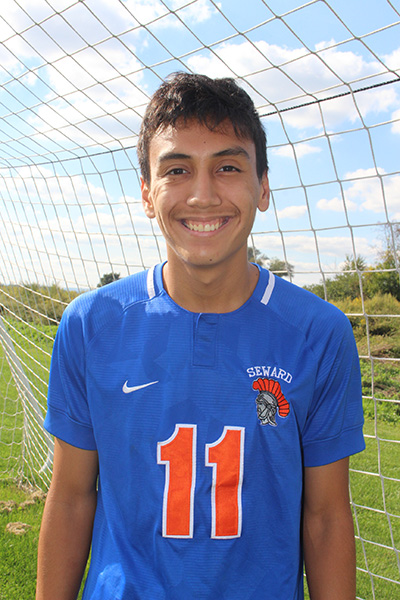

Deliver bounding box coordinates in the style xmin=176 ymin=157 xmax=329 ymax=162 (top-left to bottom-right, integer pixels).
xmin=218 ymin=165 xmax=241 ymax=173
xmin=165 ymin=167 xmax=188 ymax=176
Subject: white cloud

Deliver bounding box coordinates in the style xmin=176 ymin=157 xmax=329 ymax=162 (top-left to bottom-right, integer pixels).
xmin=317 ymin=197 xmax=357 ymax=212
xmin=74 ymin=204 xmax=153 ymax=235
xmin=0 ymin=169 xmax=154 ymax=249
xmin=316 ymin=168 xmax=400 ymax=219
xmin=0 ymin=165 xmax=109 ymax=206
xmin=186 ymin=40 xmax=306 ymax=91
xmin=296 ymin=234 xmax=372 ymax=258
xmin=123 ymin=0 xmax=169 ymax=25
xmin=251 ymin=232 xmax=372 ymax=261
xmin=1 ymin=1 xmax=149 ymax=147
xmin=382 ymin=47 xmax=400 ymax=74
xmin=315 ymin=40 xmax=384 ymax=80
xmin=272 ymin=143 xmax=322 ymax=159
xmin=28 ymin=46 xmax=147 ymax=146
xmin=84 ymin=0 xmax=215 ymax=31
xmin=0 ymin=2 xmax=67 ymax=70
xmin=345 ymin=168 xmax=400 ymax=218
xmin=277 ymin=205 xmax=308 ymax=220
xmin=0 ymin=43 xmax=23 ymax=79
xmin=355 ymin=85 xmax=398 ymax=120
xmin=1 ymin=190 xmax=161 ymax=288
xmin=186 ymin=39 xmax=400 ymax=131
xmin=169 ymin=0 xmax=216 ymax=24
xmin=3 ymin=1 xmax=399 ymax=149
xmin=391 ymin=108 xmax=400 ymax=135
xmin=0 ymin=1 xmax=37 ymax=37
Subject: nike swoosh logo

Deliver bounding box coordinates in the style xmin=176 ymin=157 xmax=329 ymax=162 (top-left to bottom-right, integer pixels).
xmin=122 ymin=380 xmax=159 ymax=394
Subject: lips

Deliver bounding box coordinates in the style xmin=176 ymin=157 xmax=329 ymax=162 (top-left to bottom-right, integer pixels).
xmin=182 ymin=217 xmax=229 ymax=232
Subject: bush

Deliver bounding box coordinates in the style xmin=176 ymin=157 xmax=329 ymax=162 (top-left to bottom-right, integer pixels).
xmin=0 ymin=283 xmax=79 ymax=325
xmin=360 ymin=360 xmax=400 ymax=423
xmin=331 ymin=294 xmax=400 ymax=357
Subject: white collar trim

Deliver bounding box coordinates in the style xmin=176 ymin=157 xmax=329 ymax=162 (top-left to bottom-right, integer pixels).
xmin=147 ymin=265 xmax=156 ymax=299
xmin=260 ymin=272 xmax=275 ymax=306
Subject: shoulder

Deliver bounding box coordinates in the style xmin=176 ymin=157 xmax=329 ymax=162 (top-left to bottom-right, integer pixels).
xmin=59 ymin=269 xmax=153 ymax=343
xmin=261 ymin=270 xmax=352 ymax=343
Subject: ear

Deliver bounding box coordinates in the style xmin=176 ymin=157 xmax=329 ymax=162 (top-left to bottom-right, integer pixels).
xmin=141 ymin=177 xmax=156 ymax=219
xmin=257 ymin=172 xmax=270 ymax=212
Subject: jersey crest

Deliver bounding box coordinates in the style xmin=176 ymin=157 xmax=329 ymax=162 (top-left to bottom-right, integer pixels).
xmin=252 ymin=378 xmax=290 ymax=427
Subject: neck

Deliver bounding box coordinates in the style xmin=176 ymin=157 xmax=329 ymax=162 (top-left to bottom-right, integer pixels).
xmin=162 ymin=256 xmax=259 ymax=313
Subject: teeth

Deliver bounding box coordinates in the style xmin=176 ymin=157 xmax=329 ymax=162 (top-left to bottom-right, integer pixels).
xmin=185 ymin=220 xmax=224 ymax=232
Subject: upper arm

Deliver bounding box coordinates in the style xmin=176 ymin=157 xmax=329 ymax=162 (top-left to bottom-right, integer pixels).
xmin=304 ymin=457 xmax=351 ymax=518
xmin=303 ymin=459 xmax=356 ymax=599
xmin=48 ymin=438 xmax=99 ymax=501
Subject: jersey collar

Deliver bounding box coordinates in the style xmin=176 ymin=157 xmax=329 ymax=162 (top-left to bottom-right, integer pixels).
xmin=147 ymin=262 xmax=276 ymax=308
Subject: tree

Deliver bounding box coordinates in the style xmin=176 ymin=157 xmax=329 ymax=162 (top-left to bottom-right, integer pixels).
xmin=98 ymin=272 xmax=121 ymax=287
xmin=365 ymin=253 xmax=400 ymax=301
xmin=268 ymin=257 xmax=294 ymax=279
xmin=379 ymin=222 xmax=400 ymax=258
xmin=248 ymin=247 xmax=294 ymax=278
xmin=247 ymin=246 xmax=268 ymax=267
xmin=304 ymin=255 xmax=366 ymax=301
xmin=363 ymin=224 xmax=400 ymax=301
xmin=305 ymin=224 xmax=400 ymax=302
xmin=331 ymin=255 xmax=367 ymax=301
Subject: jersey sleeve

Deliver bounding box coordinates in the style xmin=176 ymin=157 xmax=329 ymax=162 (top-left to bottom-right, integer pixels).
xmin=44 ymin=298 xmax=97 ymax=451
xmin=302 ymin=310 xmax=365 ymax=467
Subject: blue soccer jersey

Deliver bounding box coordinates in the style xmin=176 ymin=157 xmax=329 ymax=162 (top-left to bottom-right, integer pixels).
xmin=44 ymin=263 xmax=365 ymax=599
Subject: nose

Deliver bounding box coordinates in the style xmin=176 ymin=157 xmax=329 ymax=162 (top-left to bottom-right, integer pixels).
xmin=186 ymin=173 xmax=221 ymax=208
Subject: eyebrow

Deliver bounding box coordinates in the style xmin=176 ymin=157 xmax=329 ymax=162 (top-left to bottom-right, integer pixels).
xmin=157 ymin=146 xmax=251 ymax=164
xmin=157 ymin=152 xmax=191 ymax=163
xmin=213 ymin=146 xmax=251 ymax=160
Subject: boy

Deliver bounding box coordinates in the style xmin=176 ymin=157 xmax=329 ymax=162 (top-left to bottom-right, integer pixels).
xmin=37 ymin=73 xmax=364 ymax=599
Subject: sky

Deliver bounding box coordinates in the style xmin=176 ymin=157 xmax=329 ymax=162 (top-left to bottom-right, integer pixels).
xmin=0 ymin=0 xmax=399 ymax=290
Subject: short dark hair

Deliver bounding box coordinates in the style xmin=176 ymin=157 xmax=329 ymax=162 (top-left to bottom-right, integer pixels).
xmin=137 ymin=72 xmax=267 ymax=183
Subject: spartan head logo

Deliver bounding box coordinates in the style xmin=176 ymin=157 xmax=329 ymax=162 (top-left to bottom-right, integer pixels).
xmin=252 ymin=378 xmax=290 ymax=427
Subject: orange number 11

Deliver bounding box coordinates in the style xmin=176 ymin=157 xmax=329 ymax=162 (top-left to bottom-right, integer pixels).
xmin=157 ymin=424 xmax=245 ymax=539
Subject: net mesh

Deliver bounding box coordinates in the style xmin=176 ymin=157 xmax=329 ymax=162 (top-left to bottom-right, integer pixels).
xmin=0 ymin=1 xmax=399 ymax=597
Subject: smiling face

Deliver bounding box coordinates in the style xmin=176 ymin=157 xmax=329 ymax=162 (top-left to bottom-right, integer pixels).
xmin=141 ymin=119 xmax=269 ymax=274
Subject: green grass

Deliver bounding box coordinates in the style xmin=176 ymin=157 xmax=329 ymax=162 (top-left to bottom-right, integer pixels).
xmin=0 ymin=320 xmax=55 ymax=487
xmin=0 ymin=481 xmax=45 ymax=600
xmin=350 ymin=419 xmax=400 ymax=599
xmin=0 ymin=346 xmax=23 ymax=481
xmin=0 ymin=481 xmax=88 ymax=600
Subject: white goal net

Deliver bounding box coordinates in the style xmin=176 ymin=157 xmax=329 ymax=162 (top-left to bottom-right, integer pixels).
xmin=0 ymin=1 xmax=399 ymax=597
